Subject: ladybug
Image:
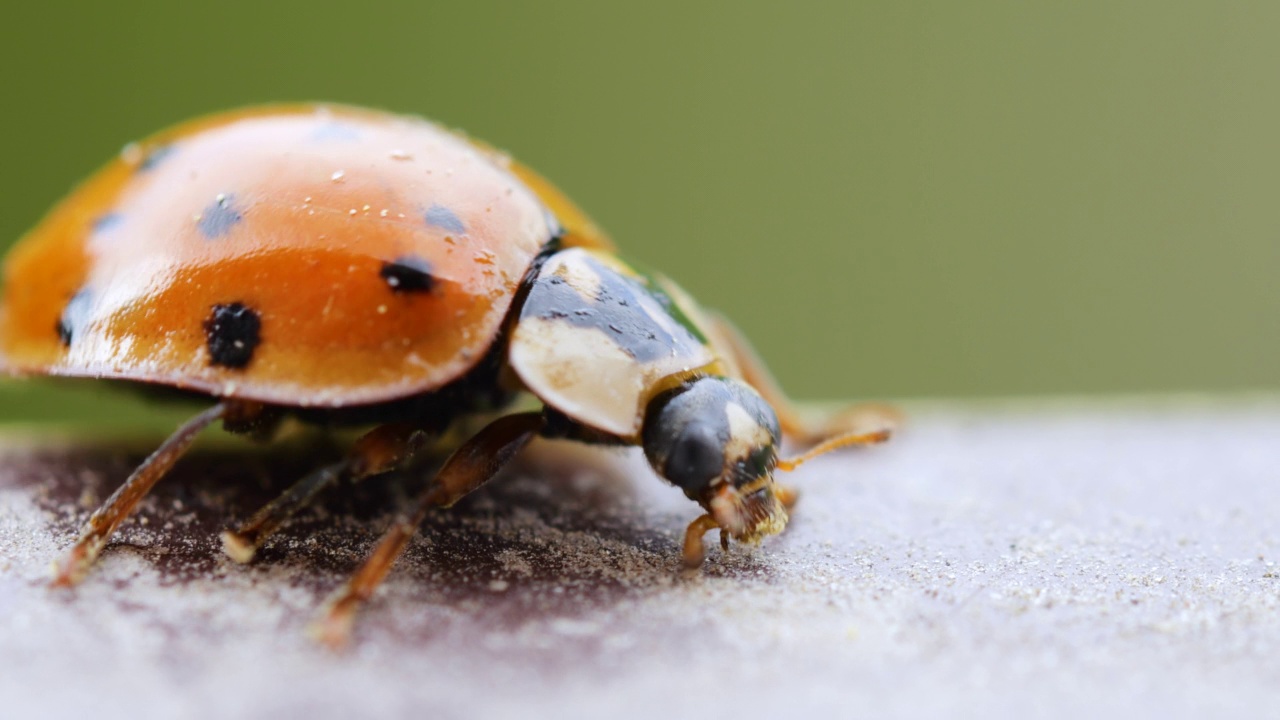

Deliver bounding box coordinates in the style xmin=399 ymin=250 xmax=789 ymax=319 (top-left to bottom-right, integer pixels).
xmin=0 ymin=105 xmax=895 ymax=646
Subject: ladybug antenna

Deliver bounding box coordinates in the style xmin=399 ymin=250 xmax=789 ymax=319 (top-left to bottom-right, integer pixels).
xmin=776 ymin=428 xmax=891 ymax=472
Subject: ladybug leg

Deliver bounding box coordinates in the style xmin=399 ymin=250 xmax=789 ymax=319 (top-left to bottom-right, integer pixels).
xmin=221 ymin=424 xmax=428 ymax=563
xmin=310 ymin=411 xmax=543 ymax=649
xmin=50 ymin=403 xmax=231 ymax=587
xmin=774 ymin=484 xmax=799 ymax=509
xmin=681 ymin=513 xmax=721 ymax=570
xmin=706 ymin=313 xmax=901 ymax=445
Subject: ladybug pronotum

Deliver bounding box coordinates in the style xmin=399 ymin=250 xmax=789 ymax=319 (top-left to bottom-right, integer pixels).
xmin=0 ymin=105 xmax=895 ymax=646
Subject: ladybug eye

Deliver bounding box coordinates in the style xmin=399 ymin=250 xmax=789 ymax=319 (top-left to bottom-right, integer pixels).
xmin=663 ymin=423 xmax=725 ymax=496
xmin=643 ymin=377 xmax=781 ymax=500
xmin=644 ymin=379 xmax=735 ymax=499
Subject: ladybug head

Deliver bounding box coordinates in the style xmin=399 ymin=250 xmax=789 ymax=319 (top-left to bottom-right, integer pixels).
xmin=642 ymin=377 xmax=787 ymax=544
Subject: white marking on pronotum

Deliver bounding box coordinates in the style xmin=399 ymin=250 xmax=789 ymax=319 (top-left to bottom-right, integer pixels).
xmin=724 ymin=401 xmax=772 ymax=463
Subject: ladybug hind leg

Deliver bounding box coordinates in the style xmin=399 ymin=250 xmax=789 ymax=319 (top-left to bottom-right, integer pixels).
xmin=50 ymin=402 xmax=233 ymax=587
xmin=311 ymin=411 xmax=543 ymax=649
xmin=221 ymin=423 xmax=429 ymax=564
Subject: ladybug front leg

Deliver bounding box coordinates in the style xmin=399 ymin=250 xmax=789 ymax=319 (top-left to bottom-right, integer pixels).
xmin=221 ymin=423 xmax=429 ymax=563
xmin=310 ymin=411 xmax=543 ymax=649
xmin=681 ymin=514 xmax=722 ymax=569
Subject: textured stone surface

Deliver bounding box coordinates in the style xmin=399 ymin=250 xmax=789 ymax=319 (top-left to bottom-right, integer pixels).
xmin=1 ymin=401 xmax=1278 ymax=719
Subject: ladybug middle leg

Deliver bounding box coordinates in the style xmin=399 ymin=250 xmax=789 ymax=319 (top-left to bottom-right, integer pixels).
xmin=221 ymin=423 xmax=431 ymax=563
xmin=310 ymin=411 xmax=543 ymax=649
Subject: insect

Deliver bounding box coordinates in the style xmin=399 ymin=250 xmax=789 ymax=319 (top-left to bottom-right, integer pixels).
xmin=0 ymin=105 xmax=895 ymax=646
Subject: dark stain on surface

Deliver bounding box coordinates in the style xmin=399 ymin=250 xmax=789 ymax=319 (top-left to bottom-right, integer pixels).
xmin=0 ymin=435 xmax=772 ymax=641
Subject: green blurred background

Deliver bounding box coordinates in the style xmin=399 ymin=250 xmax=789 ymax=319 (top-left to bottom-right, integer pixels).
xmin=1 ymin=2 xmax=1277 ymax=426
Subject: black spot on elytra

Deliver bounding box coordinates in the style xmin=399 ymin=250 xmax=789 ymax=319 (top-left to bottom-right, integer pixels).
xmin=522 ymin=257 xmax=699 ymax=363
xmin=310 ymin=123 xmax=362 ymax=142
xmin=92 ymin=213 xmax=123 ymax=233
xmin=204 ymin=303 xmax=261 ymax=369
xmin=380 ymin=256 xmax=436 ymax=293
xmin=56 ymin=288 xmax=93 ymax=347
xmin=424 ymin=204 xmax=466 ymax=235
xmin=138 ymin=145 xmax=175 ymax=171
xmin=197 ymin=194 xmax=243 ymax=239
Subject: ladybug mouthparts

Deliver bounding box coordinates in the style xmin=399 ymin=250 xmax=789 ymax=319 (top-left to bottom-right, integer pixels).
xmin=708 ymin=478 xmax=789 ymax=545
